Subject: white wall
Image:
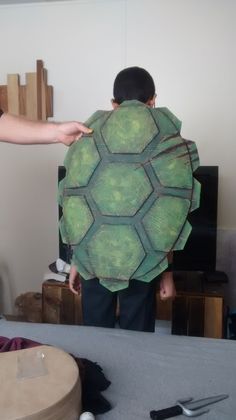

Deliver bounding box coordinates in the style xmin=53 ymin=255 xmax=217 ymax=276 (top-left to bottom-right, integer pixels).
xmin=0 ymin=0 xmax=235 ymax=312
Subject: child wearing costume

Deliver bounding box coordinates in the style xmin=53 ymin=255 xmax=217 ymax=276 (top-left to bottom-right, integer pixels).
xmin=59 ymin=67 xmax=200 ymax=332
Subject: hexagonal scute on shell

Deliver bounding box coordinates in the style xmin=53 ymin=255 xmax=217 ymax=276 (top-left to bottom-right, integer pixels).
xmin=133 ymin=251 xmax=168 ymax=282
xmin=87 ymin=224 xmax=145 ymax=281
xmin=151 ymin=136 xmax=193 ymax=189
xmin=91 ymin=163 xmax=153 ymax=216
xmin=64 ymin=136 xmax=100 ymax=187
xmin=101 ymin=102 xmax=159 ymax=153
xmin=142 ymin=196 xmax=190 ymax=251
xmin=60 ymin=196 xmax=94 ymax=244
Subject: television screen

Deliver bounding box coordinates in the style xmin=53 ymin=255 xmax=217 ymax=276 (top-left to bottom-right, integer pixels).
xmin=58 ymin=166 xmax=72 ymax=264
xmin=58 ymin=165 xmax=218 ymax=273
xmin=173 ymin=166 xmax=218 ymax=272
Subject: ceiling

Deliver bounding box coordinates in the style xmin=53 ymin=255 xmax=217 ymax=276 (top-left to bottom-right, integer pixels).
xmin=0 ymin=0 xmax=67 ymax=4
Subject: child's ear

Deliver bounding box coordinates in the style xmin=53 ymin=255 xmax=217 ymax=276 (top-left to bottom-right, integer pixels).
xmin=147 ymin=95 xmax=156 ymax=108
xmin=111 ymin=99 xmax=119 ymax=109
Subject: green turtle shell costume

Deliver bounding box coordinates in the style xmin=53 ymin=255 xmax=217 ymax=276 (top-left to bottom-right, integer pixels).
xmin=59 ymin=100 xmax=200 ymax=291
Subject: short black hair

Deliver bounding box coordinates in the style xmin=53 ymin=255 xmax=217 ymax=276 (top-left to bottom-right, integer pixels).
xmin=113 ymin=66 xmax=155 ymax=105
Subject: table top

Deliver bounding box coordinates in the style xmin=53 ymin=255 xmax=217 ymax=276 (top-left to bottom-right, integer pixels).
xmin=0 ymin=319 xmax=235 ymax=420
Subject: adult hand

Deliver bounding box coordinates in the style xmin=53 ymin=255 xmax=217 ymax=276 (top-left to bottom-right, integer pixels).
xmin=56 ymin=121 xmax=93 ymax=146
xmin=0 ymin=112 xmax=92 ymax=145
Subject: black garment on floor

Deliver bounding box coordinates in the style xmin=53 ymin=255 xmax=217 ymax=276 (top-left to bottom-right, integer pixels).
xmin=81 ymin=277 xmax=158 ymax=332
xmin=74 ymin=357 xmax=111 ymax=414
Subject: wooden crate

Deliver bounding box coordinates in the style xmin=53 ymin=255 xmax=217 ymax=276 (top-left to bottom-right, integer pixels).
xmin=42 ymin=280 xmax=82 ymax=325
xmin=171 ymin=292 xmax=224 ymax=339
xmin=156 ymin=292 xmax=172 ymax=321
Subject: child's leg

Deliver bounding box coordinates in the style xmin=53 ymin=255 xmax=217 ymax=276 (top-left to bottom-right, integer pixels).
xmin=118 ymin=278 xmax=157 ymax=332
xmin=81 ymin=278 xmax=117 ymax=328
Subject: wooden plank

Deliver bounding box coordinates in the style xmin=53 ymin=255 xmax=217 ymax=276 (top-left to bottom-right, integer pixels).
xmin=172 ymin=296 xmax=188 ymax=335
xmin=19 ymin=85 xmax=26 ymax=115
xmin=42 ymin=280 xmax=83 ymax=325
xmin=46 ymin=85 xmax=53 ymax=117
xmin=204 ymin=296 xmax=223 ymax=339
xmin=26 ymin=72 xmax=38 ymax=120
xmin=171 ymin=292 xmax=224 ymax=339
xmin=0 ymin=86 xmax=8 ymax=112
xmin=36 ymin=59 xmax=43 ymax=120
xmin=42 ymin=282 xmax=62 ymax=324
xmin=7 ymin=74 xmax=20 ymax=115
xmin=188 ymin=296 xmax=205 ymax=337
xmin=41 ymin=68 xmax=47 ymax=120
xmin=1 ymin=60 xmax=53 ymax=120
xmin=36 ymin=60 xmax=52 ymax=120
xmin=74 ymin=294 xmax=83 ymax=325
xmin=61 ymin=286 xmax=75 ymax=324
xmin=156 ymin=292 xmax=172 ymax=320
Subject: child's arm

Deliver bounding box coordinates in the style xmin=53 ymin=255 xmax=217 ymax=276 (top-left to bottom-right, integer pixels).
xmin=159 ymin=271 xmax=176 ymax=300
xmin=159 ymin=252 xmax=176 ymax=300
xmin=69 ymin=265 xmax=81 ymax=295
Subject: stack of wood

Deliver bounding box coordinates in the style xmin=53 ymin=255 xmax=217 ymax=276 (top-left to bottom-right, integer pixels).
xmin=0 ymin=59 xmax=53 ymax=120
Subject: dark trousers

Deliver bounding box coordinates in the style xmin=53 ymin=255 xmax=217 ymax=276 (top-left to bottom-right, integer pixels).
xmin=81 ymin=278 xmax=157 ymax=332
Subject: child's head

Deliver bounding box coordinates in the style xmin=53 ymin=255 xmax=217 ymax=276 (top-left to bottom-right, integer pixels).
xmin=112 ymin=66 xmax=156 ymax=107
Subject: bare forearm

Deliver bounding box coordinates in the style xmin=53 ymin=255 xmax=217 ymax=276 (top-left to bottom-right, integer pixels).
xmin=0 ymin=113 xmax=58 ymax=144
xmin=0 ymin=113 xmax=92 ymax=145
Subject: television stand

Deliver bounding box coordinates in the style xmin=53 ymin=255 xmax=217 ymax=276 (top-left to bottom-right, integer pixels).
xmin=156 ymin=270 xmax=228 ymax=339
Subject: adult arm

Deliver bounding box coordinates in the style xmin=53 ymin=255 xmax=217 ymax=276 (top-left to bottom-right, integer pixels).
xmin=0 ymin=111 xmax=92 ymax=146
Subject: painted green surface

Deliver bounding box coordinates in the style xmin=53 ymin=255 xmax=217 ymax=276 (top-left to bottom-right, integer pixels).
xmin=59 ymin=100 xmax=200 ymax=291
xmin=142 ymin=197 xmax=191 ymax=251
xmin=60 ymin=196 xmax=93 ymax=244
xmin=102 ymin=104 xmax=158 ymax=153
xmin=91 ymin=163 xmax=152 ymax=216
xmin=88 ymin=224 xmax=145 ymax=281
xmin=64 ymin=137 xmax=100 ymax=187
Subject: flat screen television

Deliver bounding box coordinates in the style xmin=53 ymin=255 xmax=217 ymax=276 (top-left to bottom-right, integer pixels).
xmin=58 ymin=165 xmax=218 ymax=273
xmin=173 ymin=166 xmax=218 ymax=272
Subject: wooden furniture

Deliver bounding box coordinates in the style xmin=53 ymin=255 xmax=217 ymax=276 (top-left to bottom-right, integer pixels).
xmin=0 ymin=59 xmax=53 ymax=120
xmin=156 ymin=292 xmax=172 ymax=321
xmin=156 ymin=291 xmax=224 ymax=339
xmin=172 ymin=291 xmax=224 ymax=339
xmin=42 ymin=280 xmax=224 ymax=338
xmin=42 ymin=280 xmax=82 ymax=325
